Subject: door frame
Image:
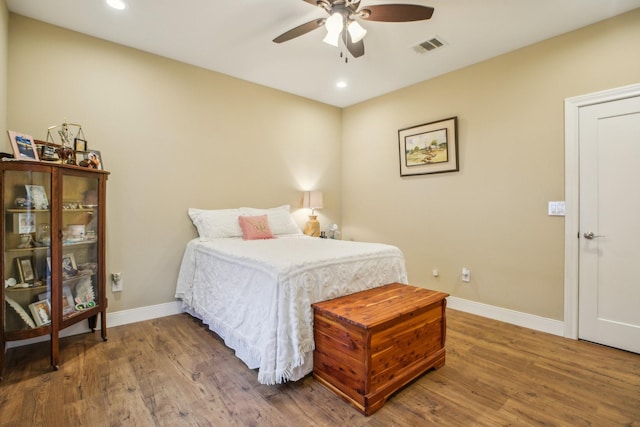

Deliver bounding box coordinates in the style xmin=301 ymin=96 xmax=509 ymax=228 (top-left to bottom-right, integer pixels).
xmin=563 ymin=83 xmax=640 ymax=339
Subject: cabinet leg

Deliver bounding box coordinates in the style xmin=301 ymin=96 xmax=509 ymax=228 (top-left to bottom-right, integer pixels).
xmin=51 ymin=333 xmax=59 ymax=370
xmin=101 ymin=311 xmax=108 ymax=341
xmin=88 ymin=315 xmax=97 ymax=332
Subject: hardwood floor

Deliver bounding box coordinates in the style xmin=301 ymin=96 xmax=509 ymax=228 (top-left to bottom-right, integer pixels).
xmin=1 ymin=309 xmax=639 ymax=426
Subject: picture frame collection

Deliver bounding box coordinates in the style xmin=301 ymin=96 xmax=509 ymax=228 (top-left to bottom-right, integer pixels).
xmin=6 ymin=130 xmax=103 ymax=170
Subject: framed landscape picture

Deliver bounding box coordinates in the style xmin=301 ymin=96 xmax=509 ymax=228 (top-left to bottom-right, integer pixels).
xmin=398 ymin=117 xmax=458 ymax=177
xmin=7 ymin=130 xmax=40 ymax=161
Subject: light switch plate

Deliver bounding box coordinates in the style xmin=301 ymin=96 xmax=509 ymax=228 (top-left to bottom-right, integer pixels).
xmin=548 ymin=201 xmax=566 ymax=216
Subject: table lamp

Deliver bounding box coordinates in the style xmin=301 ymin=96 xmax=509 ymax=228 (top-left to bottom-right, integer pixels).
xmin=303 ymin=191 xmax=323 ymax=237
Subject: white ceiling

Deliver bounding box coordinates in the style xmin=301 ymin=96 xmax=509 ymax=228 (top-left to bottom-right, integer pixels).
xmin=6 ymin=0 xmax=640 ymax=107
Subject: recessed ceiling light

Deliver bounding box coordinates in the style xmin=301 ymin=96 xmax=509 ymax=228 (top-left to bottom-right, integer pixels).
xmin=107 ymin=0 xmax=126 ymax=10
xmin=336 ymin=81 xmax=347 ymax=88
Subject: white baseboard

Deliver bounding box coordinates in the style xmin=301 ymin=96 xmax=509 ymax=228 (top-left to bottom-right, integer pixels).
xmin=107 ymin=300 xmax=184 ymax=328
xmin=7 ymin=297 xmax=565 ymax=349
xmin=447 ymin=296 xmax=565 ymax=337
xmin=6 ymin=300 xmax=184 ymax=349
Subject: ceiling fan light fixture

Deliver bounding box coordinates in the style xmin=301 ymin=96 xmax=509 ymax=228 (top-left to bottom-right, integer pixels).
xmin=347 ymin=20 xmax=367 ymax=43
xmin=323 ymin=12 xmax=344 ymax=47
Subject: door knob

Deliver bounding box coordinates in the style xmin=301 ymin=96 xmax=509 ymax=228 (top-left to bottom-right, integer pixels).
xmin=584 ymin=232 xmax=605 ymax=239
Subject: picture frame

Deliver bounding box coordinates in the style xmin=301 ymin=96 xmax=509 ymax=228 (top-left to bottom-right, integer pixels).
xmin=74 ymin=138 xmax=87 ymax=151
xmin=25 ymin=185 xmax=49 ymax=210
xmin=62 ymin=286 xmax=76 ymax=316
xmin=7 ymin=130 xmax=40 ymax=161
xmin=15 ymin=212 xmax=36 ymax=234
xmin=62 ymin=253 xmax=78 ymax=279
xmin=29 ymin=299 xmax=52 ymax=327
xmin=398 ymin=116 xmax=458 ymax=177
xmin=36 ymin=142 xmax=60 ymax=162
xmin=16 ymin=256 xmax=35 ymax=284
xmin=75 ymin=150 xmax=103 ymax=170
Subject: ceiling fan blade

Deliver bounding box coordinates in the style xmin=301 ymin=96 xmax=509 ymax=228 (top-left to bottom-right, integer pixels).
xmin=273 ymin=19 xmax=325 ymax=43
xmin=343 ymin=30 xmax=365 ymax=58
xmin=359 ymin=4 xmax=434 ymax=22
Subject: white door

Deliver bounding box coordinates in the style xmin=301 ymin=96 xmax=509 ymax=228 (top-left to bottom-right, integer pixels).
xmin=578 ymin=94 xmax=640 ymax=354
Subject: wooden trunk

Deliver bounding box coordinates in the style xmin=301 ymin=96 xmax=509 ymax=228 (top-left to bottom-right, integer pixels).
xmin=312 ymin=283 xmax=448 ymax=415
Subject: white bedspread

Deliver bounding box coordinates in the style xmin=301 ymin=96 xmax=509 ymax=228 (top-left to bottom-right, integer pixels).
xmin=175 ymin=235 xmax=407 ymax=384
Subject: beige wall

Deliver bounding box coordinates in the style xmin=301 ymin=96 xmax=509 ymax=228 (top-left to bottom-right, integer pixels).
xmin=6 ymin=15 xmax=342 ymax=312
xmin=5 ymin=10 xmax=639 ymax=321
xmin=341 ymin=9 xmax=640 ymax=320
xmin=0 ymin=1 xmax=7 ymax=135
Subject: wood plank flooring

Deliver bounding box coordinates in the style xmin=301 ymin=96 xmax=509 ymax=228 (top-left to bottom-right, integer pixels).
xmin=1 ymin=309 xmax=639 ymax=426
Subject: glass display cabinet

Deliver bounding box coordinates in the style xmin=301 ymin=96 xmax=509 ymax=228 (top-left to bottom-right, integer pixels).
xmin=1 ymin=161 xmax=109 ymax=378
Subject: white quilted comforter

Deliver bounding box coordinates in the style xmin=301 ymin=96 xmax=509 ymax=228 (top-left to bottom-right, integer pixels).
xmin=175 ymin=235 xmax=407 ymax=384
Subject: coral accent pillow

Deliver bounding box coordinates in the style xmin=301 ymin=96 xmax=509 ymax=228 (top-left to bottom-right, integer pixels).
xmin=238 ymin=215 xmax=274 ymax=240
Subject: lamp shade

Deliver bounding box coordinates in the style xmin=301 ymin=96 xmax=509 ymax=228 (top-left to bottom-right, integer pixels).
xmin=303 ymin=191 xmax=323 ymax=210
xmin=323 ymin=12 xmax=344 ymax=47
xmin=347 ymin=20 xmax=367 ymax=43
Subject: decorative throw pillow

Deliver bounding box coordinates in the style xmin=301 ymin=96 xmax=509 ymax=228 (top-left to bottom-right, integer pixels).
xmin=188 ymin=208 xmax=243 ymax=240
xmin=238 ymin=214 xmax=274 ymax=240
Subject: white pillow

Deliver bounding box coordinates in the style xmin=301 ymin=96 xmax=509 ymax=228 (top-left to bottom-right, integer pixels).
xmin=188 ymin=208 xmax=243 ymax=240
xmin=239 ymin=205 xmax=302 ymax=236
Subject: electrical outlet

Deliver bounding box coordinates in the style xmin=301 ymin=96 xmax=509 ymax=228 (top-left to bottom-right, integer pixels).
xmin=111 ymin=272 xmax=123 ymax=292
xmin=462 ymin=267 xmax=470 ymax=282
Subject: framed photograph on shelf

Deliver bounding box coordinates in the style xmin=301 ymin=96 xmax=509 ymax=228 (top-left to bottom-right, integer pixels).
xmin=74 ymin=138 xmax=87 ymax=151
xmin=75 ymin=150 xmax=103 ymax=170
xmin=398 ymin=116 xmax=459 ymax=177
xmin=14 ymin=212 xmax=36 ymax=234
xmin=62 ymin=286 xmax=76 ymax=316
xmin=25 ymin=185 xmax=49 ymax=210
xmin=29 ymin=299 xmax=52 ymax=327
xmin=7 ymin=130 xmax=40 ymax=161
xmin=15 ymin=256 xmax=35 ymax=284
xmin=62 ymin=253 xmax=78 ymax=279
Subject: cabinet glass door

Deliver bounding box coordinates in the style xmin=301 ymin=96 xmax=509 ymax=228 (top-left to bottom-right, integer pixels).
xmin=60 ymin=174 xmax=100 ymax=323
xmin=3 ymin=170 xmax=52 ymax=335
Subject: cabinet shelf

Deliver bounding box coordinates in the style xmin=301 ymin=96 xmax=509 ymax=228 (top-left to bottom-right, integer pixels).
xmin=5 ymin=246 xmax=50 ymax=253
xmin=5 ymin=324 xmax=53 ymax=341
xmin=62 ymin=208 xmax=97 ymax=212
xmin=62 ymin=240 xmax=97 ymax=248
xmin=5 ymin=209 xmax=50 ymax=214
xmin=62 ymin=271 xmax=94 ymax=284
xmin=6 ymin=284 xmax=48 ymax=293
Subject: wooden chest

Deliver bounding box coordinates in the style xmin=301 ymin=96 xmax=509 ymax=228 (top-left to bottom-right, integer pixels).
xmin=312 ymin=283 xmax=448 ymax=415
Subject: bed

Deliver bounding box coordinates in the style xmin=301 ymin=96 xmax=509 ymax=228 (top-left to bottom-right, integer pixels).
xmin=175 ymin=205 xmax=407 ymax=384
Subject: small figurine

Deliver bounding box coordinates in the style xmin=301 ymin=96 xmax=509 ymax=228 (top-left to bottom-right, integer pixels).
xmin=58 ymin=122 xmax=74 ymax=148
xmin=17 ymin=234 xmax=33 ymax=248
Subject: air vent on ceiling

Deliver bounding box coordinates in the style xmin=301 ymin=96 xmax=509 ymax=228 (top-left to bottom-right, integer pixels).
xmin=413 ymin=36 xmax=447 ymax=54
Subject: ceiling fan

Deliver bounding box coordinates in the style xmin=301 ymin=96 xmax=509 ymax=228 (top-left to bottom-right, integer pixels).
xmin=273 ymin=0 xmax=434 ymax=59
